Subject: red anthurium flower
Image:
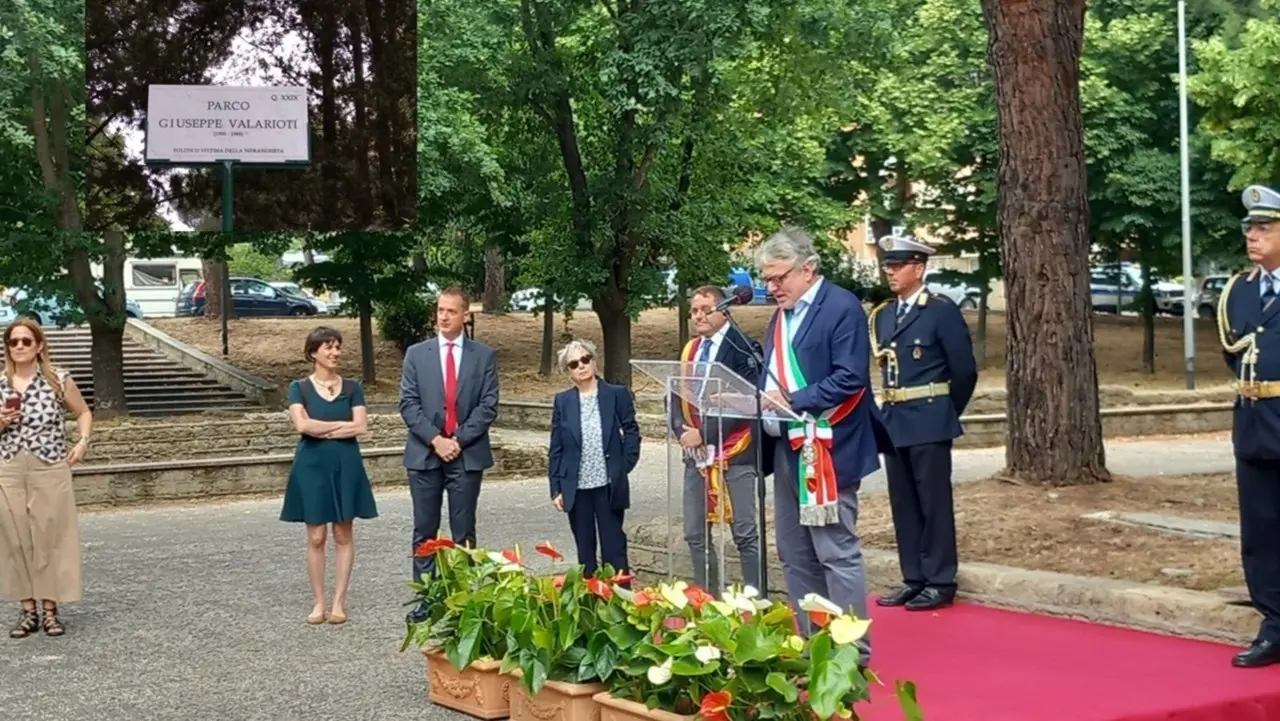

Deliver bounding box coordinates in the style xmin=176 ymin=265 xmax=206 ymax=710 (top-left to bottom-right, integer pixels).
xmin=632 ymin=590 xmax=654 ymax=606
xmin=700 ymin=690 xmax=732 ymax=721
xmin=501 ymin=546 xmax=523 ymax=565
xmin=553 ymin=574 xmax=566 ymax=589
xmin=610 ymin=571 xmax=636 ymax=586
xmin=806 ymin=610 xmax=833 ymax=628
xmin=586 ymin=577 xmax=614 ymax=600
xmin=535 ymin=542 xmax=563 ymax=561
xmin=684 ymin=585 xmax=715 ymax=610
xmin=414 ymin=537 xmax=456 ymax=557
xmin=662 ymin=616 xmax=688 ymax=630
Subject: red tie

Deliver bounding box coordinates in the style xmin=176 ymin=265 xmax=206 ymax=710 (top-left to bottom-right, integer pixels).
xmin=444 ymin=342 xmax=458 ymax=436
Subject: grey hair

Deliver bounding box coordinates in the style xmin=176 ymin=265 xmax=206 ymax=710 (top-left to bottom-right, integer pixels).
xmin=557 ymin=338 xmax=598 ymax=373
xmin=754 ymin=225 xmax=822 ymax=273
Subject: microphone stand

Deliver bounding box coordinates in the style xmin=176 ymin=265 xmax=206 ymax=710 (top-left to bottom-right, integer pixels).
xmin=719 ymin=308 xmax=789 ymax=597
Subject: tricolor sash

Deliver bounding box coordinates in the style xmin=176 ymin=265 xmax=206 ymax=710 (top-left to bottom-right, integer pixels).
xmin=772 ymin=311 xmax=863 ymax=526
xmin=679 ymin=338 xmax=752 ymax=524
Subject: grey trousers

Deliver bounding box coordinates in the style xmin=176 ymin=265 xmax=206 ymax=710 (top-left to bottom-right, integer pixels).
xmin=682 ymin=463 xmax=761 ymax=591
xmin=773 ymin=441 xmax=871 ymax=662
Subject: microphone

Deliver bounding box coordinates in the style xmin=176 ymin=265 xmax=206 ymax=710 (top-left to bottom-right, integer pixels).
xmin=714 ymin=284 xmax=754 ymax=313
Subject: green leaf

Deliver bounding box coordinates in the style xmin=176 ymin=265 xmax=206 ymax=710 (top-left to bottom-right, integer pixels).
xmin=671 ymin=657 xmax=718 ymax=677
xmin=765 ymin=672 xmax=799 ymax=703
xmin=606 ymin=624 xmax=647 ymax=650
xmin=730 ymin=626 xmax=782 ymax=665
xmin=896 ymin=680 xmax=925 ymax=721
xmin=449 ymin=609 xmax=483 ymax=671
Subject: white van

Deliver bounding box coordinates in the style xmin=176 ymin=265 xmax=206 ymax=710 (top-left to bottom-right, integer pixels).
xmin=91 ymin=256 xmax=205 ymax=318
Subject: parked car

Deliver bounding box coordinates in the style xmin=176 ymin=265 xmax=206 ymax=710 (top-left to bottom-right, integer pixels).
xmin=174 ymin=277 xmax=318 ymax=317
xmin=1196 ymin=274 xmax=1231 ymax=319
xmin=924 ymin=271 xmax=981 ymax=310
xmin=1089 ymin=264 xmax=1183 ymax=315
xmin=269 ymin=281 xmax=330 ymax=315
xmin=0 ymin=286 xmax=143 ymax=326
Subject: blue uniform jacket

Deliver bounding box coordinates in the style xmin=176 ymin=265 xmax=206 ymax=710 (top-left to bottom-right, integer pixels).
xmin=1219 ymin=269 xmax=1280 ymax=461
xmin=871 ymin=291 xmax=978 ymax=448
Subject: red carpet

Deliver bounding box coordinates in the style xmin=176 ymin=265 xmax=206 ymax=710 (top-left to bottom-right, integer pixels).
xmin=860 ymin=598 xmax=1280 ymax=721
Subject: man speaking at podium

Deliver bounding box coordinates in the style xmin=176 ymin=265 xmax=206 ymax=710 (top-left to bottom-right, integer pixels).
xmin=669 ymin=285 xmax=764 ymax=591
xmin=755 ymin=226 xmax=888 ymax=663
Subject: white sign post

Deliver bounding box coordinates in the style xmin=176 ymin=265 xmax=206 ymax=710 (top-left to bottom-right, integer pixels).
xmin=144 ymin=84 xmax=311 ymax=356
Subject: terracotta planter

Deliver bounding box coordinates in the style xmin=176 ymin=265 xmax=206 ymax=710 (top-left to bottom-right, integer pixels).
xmin=592 ymin=692 xmax=695 ymax=721
xmin=423 ymin=649 xmax=511 ymax=719
xmin=509 ymin=675 xmax=607 ymax=721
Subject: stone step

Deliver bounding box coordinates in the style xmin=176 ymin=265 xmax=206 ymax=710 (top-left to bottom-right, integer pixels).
xmin=79 ymin=387 xmax=249 ymax=400
xmin=130 ymin=405 xmax=266 ymax=418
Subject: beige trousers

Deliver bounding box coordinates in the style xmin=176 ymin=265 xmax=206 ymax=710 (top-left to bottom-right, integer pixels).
xmin=0 ymin=450 xmax=82 ymax=602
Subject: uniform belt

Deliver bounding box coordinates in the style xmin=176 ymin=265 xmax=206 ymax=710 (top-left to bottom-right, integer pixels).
xmin=880 ymin=381 xmax=951 ymax=405
xmin=1238 ymin=381 xmax=1280 ymax=400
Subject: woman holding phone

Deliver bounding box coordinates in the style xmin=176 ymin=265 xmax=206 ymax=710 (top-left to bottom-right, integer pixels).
xmin=0 ymin=317 xmax=93 ymax=638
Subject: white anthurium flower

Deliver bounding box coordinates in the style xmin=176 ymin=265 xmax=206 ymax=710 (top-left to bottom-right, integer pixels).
xmin=828 ymin=615 xmax=872 ymax=646
xmin=798 ymin=593 xmax=842 ymax=616
xmin=752 ymin=598 xmax=773 ymax=610
xmin=484 ymin=552 xmax=522 ymax=573
xmin=708 ymin=600 xmax=736 ymax=616
xmin=658 ymin=581 xmax=689 ymax=609
xmin=647 ymin=658 xmax=674 ymax=685
xmin=694 ymin=645 xmax=722 ymax=664
xmin=741 ymin=585 xmax=760 ymax=599
xmin=719 ymin=590 xmax=756 ymax=614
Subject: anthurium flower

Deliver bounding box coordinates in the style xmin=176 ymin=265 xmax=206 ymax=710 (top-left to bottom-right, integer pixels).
xmin=501 ymin=545 xmax=524 ymax=565
xmin=485 ymin=552 xmax=522 ymax=573
xmin=610 ymin=570 xmax=635 ymax=586
xmin=413 ymin=537 xmax=456 ymax=557
xmin=662 ymin=616 xmax=688 ymax=630
xmin=828 ymin=615 xmax=871 ymax=646
xmin=784 ymin=635 xmax=805 ymax=652
xmin=534 ymin=542 xmax=563 ymax=561
xmin=659 ymin=581 xmax=690 ymax=609
xmin=694 ymin=645 xmax=722 ymax=663
xmin=647 ymin=657 xmax=673 ymax=685
xmin=700 ymin=689 xmax=732 ymax=721
xmin=552 ymin=574 xmax=566 ymax=589
xmin=586 ymin=577 xmax=614 ymax=600
xmin=631 ymin=590 xmax=655 ymax=606
xmin=799 ymin=593 xmax=842 ymax=628
xmin=683 ymin=584 xmax=715 ymax=610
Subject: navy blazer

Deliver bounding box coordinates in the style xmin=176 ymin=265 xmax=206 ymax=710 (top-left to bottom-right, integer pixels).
xmin=872 ymin=291 xmax=978 ymax=448
xmin=548 ymin=380 xmax=642 ymax=512
xmin=1221 ymin=269 xmax=1280 ymax=461
xmin=761 ymin=278 xmax=894 ymax=487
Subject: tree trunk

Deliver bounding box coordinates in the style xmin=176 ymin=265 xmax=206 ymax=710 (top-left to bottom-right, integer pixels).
xmin=348 ymin=2 xmax=375 ymax=227
xmin=595 ymin=297 xmax=633 ymax=387
xmin=539 ymin=292 xmax=555 ymax=376
xmin=981 ymin=0 xmax=1108 ymax=485
xmin=483 ymin=243 xmax=505 ymax=312
xmin=64 ymin=232 xmax=127 ymax=418
xmin=677 ymin=283 xmax=690 ymax=348
xmin=318 ymin=4 xmax=339 ymax=231
xmin=201 ymin=259 xmax=234 ymax=318
xmin=975 ymin=289 xmax=989 ymax=369
xmin=359 ymin=299 xmax=376 ymax=386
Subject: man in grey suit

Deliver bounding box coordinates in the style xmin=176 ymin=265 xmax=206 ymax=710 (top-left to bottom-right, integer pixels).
xmin=400 ymin=287 xmax=499 ymax=621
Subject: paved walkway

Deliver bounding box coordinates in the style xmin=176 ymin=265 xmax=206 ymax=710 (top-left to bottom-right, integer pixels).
xmin=0 ymin=437 xmax=1235 ymax=721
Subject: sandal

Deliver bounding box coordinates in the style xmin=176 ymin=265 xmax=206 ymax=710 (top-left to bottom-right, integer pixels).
xmin=41 ymin=608 xmax=64 ymax=637
xmin=9 ymin=609 xmax=39 ymax=638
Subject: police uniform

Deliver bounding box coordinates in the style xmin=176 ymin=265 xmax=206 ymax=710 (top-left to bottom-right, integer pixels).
xmin=869 ymin=236 xmax=978 ymax=611
xmin=1218 ymin=184 xmax=1280 ymax=668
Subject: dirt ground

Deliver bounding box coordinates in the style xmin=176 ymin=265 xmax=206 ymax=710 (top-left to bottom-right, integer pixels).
xmin=150 ymin=307 xmax=1236 ymax=402
xmin=858 ymin=473 xmax=1242 ymax=592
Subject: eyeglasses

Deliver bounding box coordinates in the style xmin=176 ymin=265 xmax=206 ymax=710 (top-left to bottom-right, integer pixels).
xmin=567 ymin=354 xmax=593 ymax=370
xmin=1243 ymin=220 xmax=1275 ymax=234
xmin=6 ymin=337 xmax=34 ymax=349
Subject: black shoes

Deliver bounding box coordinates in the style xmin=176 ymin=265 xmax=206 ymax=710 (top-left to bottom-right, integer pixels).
xmin=876 ymin=585 xmax=924 ymax=607
xmin=876 ymin=585 xmax=956 ymax=611
xmin=1233 ymin=639 xmax=1280 ymax=668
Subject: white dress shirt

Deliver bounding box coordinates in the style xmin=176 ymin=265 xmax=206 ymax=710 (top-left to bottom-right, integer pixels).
xmin=763 ymin=278 xmax=825 ymax=436
xmin=438 ymin=333 xmax=464 ymax=380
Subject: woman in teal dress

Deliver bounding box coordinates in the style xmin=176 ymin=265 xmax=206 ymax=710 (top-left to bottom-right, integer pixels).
xmin=280 ymin=326 xmax=378 ymax=626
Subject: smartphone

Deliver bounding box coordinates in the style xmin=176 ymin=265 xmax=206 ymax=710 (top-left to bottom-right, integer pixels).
xmin=4 ymin=395 xmax=19 ymax=411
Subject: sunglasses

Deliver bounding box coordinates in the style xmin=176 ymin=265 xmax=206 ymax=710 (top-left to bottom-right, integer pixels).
xmin=567 ymin=354 xmax=593 ymax=371
xmin=6 ymin=337 xmax=35 ymax=349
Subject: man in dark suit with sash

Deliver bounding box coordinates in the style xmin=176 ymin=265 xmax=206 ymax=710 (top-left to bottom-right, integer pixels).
xmin=669 ymin=285 xmax=764 ymax=591
xmin=1218 ymin=184 xmax=1280 ymax=668
xmin=868 ymin=235 xmax=977 ymax=612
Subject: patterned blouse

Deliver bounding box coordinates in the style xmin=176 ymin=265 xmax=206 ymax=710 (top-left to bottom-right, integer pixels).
xmin=0 ymin=370 xmax=70 ymax=464
xmin=577 ymin=391 xmax=609 ymax=490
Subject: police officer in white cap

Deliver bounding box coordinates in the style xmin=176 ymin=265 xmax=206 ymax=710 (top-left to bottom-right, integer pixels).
xmin=1218 ymin=183 xmax=1280 ymax=668
xmin=868 ymin=235 xmax=977 ymax=611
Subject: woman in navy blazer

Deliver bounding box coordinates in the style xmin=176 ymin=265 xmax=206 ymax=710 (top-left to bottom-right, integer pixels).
xmin=548 ymin=339 xmax=641 ymax=576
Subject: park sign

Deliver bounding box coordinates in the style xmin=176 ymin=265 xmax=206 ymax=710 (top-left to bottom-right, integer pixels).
xmin=144 ymin=85 xmax=310 ymax=166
